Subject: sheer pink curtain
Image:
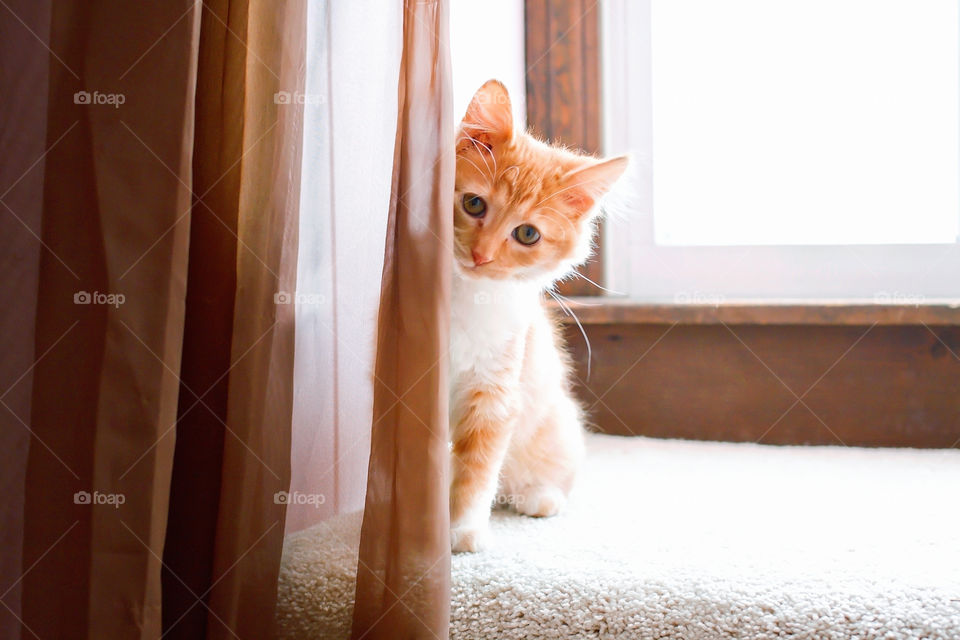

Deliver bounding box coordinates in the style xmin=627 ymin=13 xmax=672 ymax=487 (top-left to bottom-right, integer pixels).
xmin=284 ymin=0 xmax=401 ymax=535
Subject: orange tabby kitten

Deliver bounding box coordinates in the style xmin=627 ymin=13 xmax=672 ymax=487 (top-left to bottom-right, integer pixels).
xmin=449 ymin=80 xmax=627 ymax=552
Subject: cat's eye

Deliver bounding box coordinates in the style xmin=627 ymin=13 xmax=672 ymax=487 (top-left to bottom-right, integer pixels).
xmin=462 ymin=194 xmax=486 ymax=217
xmin=512 ymin=224 xmax=541 ymax=246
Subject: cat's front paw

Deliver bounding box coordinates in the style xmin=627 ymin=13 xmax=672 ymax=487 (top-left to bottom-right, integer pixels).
xmin=451 ymin=523 xmax=489 ymax=553
xmin=515 ymin=486 xmax=566 ymax=518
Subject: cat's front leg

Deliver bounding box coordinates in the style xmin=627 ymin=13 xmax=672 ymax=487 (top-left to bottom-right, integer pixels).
xmin=449 ymin=380 xmax=517 ymax=553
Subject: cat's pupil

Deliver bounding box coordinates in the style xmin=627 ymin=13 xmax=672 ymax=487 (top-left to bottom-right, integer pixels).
xmin=462 ymin=193 xmax=486 ymax=217
xmin=512 ymin=224 xmax=541 ymax=246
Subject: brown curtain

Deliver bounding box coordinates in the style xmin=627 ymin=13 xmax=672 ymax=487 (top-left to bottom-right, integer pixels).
xmin=351 ymin=1 xmax=454 ymax=638
xmin=7 ymin=0 xmax=305 ymax=638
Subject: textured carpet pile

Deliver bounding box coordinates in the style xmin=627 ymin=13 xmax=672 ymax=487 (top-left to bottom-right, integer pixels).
xmin=276 ymin=434 xmax=960 ymax=639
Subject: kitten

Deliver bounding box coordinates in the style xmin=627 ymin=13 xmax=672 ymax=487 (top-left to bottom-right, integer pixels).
xmin=449 ymin=80 xmax=627 ymax=553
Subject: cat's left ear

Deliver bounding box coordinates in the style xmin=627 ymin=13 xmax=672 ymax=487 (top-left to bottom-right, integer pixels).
xmin=559 ymin=155 xmax=629 ymax=217
xmin=459 ymin=80 xmax=513 ymax=151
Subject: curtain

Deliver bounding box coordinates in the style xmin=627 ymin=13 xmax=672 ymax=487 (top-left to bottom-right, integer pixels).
xmin=4 ymin=0 xmax=453 ymax=637
xmin=5 ymin=1 xmax=305 ymax=638
xmin=351 ymin=0 xmax=454 ymax=638
xmin=285 ymin=0 xmax=401 ymax=534
xmin=0 ymin=2 xmax=49 ymax=637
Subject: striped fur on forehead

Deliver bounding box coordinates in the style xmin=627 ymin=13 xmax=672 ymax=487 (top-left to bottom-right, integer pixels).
xmin=455 ymin=133 xmax=595 ymax=216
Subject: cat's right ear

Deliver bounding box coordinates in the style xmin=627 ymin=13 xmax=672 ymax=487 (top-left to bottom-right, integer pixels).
xmin=557 ymin=155 xmax=630 ymax=218
xmin=459 ymin=80 xmax=513 ymax=151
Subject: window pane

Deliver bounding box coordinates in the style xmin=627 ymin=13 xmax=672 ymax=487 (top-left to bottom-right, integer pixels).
xmin=650 ymin=0 xmax=960 ymax=246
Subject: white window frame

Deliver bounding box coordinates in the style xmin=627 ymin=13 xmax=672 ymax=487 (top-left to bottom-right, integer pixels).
xmin=601 ymin=0 xmax=960 ymax=303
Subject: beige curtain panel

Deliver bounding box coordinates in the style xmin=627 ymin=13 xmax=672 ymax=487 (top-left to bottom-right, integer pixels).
xmin=2 ymin=0 xmax=453 ymax=638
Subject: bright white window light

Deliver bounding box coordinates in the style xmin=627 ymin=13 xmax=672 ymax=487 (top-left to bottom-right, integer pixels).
xmin=650 ymin=0 xmax=960 ymax=246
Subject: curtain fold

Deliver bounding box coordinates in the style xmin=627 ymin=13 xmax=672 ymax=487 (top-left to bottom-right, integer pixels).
xmin=351 ymin=0 xmax=454 ymax=638
xmin=0 ymin=2 xmax=51 ymax=637
xmin=10 ymin=0 xmax=306 ymax=638
xmin=163 ymin=0 xmax=305 ymax=638
xmin=162 ymin=0 xmax=250 ymax=637
xmin=21 ymin=2 xmax=201 ymax=638
xmin=203 ymin=0 xmax=305 ymax=636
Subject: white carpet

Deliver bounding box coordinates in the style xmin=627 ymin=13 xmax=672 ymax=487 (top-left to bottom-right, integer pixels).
xmin=276 ymin=434 xmax=960 ymax=639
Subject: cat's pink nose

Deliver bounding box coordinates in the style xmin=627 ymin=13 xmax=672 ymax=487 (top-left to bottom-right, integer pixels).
xmin=471 ymin=250 xmax=492 ymax=266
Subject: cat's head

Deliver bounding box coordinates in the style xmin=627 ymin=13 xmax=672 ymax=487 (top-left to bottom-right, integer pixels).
xmin=454 ymin=80 xmax=627 ymax=285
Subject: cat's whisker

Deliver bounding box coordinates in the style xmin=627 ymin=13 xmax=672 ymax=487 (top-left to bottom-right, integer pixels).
xmin=456 ymin=154 xmax=493 ymax=188
xmin=552 ymin=291 xmax=604 ymax=307
xmin=540 ymin=206 xmax=577 ymax=241
xmin=497 ymin=165 xmax=520 ymax=182
xmin=538 ymin=205 xmax=566 ymax=215
xmin=534 ymin=179 xmax=598 ymax=208
xmin=547 ymin=288 xmax=592 ymax=380
xmin=467 ymin=136 xmax=495 ymax=184
xmin=460 ymin=128 xmax=499 ymax=176
xmin=455 ymin=132 xmax=494 ymax=146
xmin=455 ymin=134 xmax=496 ymax=185
xmin=573 ymin=271 xmax=625 ymax=296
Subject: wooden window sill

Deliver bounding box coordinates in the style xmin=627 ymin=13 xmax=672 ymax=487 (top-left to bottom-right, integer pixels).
xmin=548 ymin=298 xmax=960 ymax=326
xmin=549 ymin=298 xmax=960 ymax=447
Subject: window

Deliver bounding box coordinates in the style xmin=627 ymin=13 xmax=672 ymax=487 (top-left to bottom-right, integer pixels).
xmin=602 ymin=0 xmax=960 ymax=301
xmin=450 ymin=2 xmax=527 ymax=135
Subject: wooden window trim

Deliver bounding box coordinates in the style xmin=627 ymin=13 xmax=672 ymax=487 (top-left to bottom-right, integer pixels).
xmin=525 ymin=0 xmax=604 ymax=296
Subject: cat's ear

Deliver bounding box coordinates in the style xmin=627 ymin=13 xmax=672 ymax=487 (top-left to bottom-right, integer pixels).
xmin=459 ymin=80 xmax=513 ymax=150
xmin=558 ymin=155 xmax=629 ymax=217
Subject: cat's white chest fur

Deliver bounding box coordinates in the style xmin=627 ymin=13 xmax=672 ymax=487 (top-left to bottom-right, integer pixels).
xmin=449 ymin=275 xmax=540 ymax=381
